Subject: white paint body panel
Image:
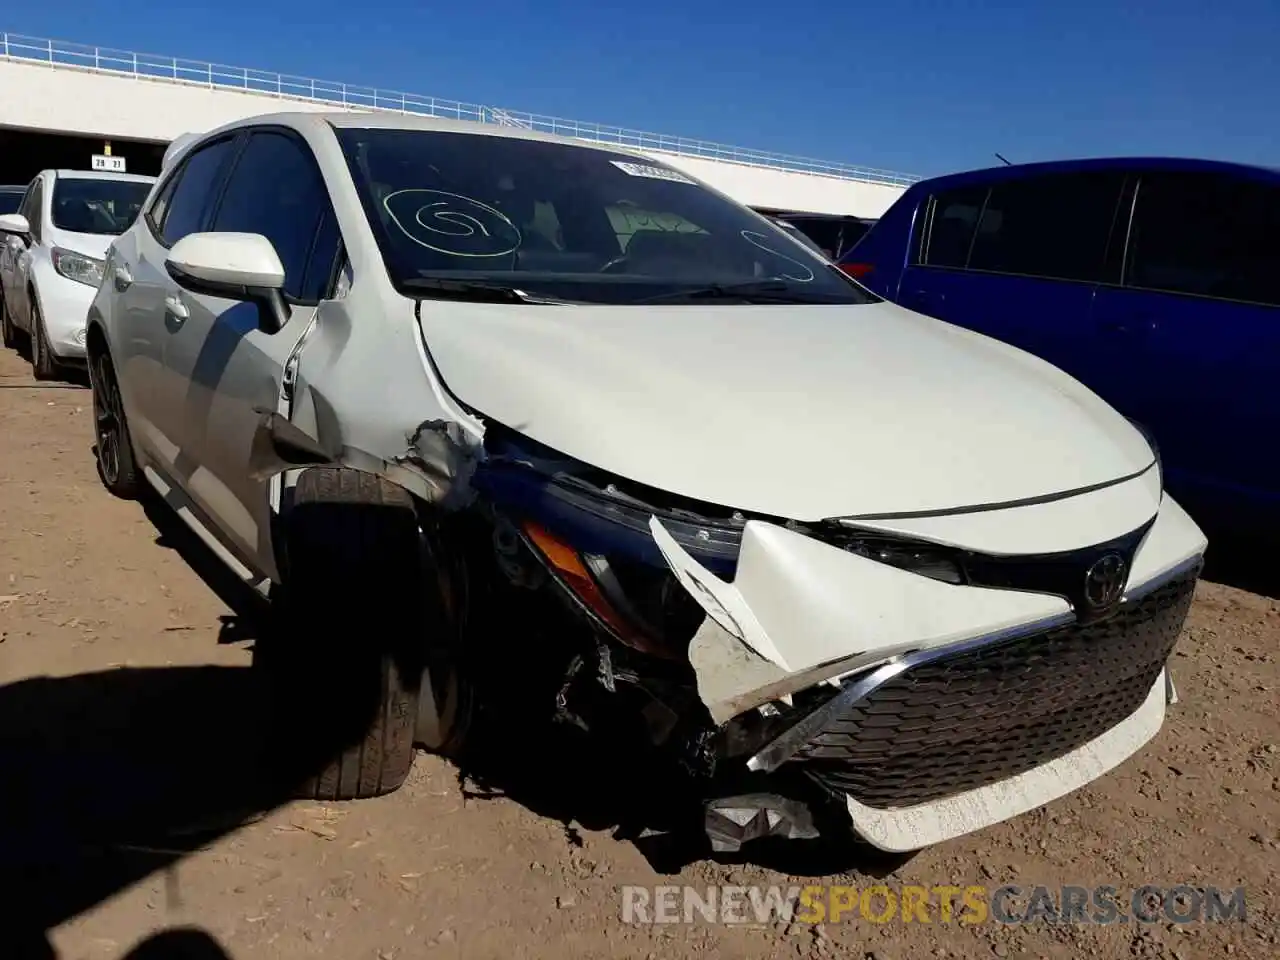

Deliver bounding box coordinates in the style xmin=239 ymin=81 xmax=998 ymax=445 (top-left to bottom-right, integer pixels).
xmin=652 ymin=515 xmax=1070 ymax=677
xmin=651 ymin=491 xmax=1205 ymax=717
xmin=168 ymin=232 xmax=286 ymax=289
xmin=847 ymin=465 xmax=1164 ymax=556
xmin=419 ymin=299 xmax=1155 ymax=520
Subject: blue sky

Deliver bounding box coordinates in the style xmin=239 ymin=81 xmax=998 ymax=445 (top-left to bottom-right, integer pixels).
xmin=4 ymin=1 xmax=1276 ymax=177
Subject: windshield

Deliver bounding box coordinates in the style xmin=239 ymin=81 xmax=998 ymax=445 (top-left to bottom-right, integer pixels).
xmin=0 ymin=191 xmax=21 ymax=216
xmin=773 ymin=218 xmax=829 ymax=258
xmin=51 ymin=177 xmax=153 ymax=235
xmin=336 ymin=128 xmax=877 ymax=305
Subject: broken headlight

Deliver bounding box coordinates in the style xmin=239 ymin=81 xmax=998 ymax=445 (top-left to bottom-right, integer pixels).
xmin=475 ymin=427 xmax=746 ymax=576
xmin=546 ymin=474 xmax=743 ymax=567
xmin=473 ymin=430 xmax=747 ymax=655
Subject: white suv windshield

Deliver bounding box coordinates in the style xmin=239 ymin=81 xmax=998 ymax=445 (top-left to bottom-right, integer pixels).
xmin=52 ymin=178 xmax=152 ymax=235
xmin=336 ymin=127 xmax=875 ymax=305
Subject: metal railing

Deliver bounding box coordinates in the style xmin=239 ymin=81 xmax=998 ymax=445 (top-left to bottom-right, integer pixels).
xmin=0 ymin=31 xmax=920 ymax=187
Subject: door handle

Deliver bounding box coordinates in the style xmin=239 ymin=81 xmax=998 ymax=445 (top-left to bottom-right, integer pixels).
xmin=164 ymin=294 xmax=189 ymax=322
xmin=113 ymin=264 xmax=134 ymax=291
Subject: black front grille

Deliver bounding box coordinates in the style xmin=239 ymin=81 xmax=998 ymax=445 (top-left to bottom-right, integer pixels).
xmin=797 ymin=570 xmax=1198 ymax=809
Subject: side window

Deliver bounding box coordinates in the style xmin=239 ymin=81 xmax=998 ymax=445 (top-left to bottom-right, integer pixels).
xmin=1126 ymin=171 xmax=1280 ymax=308
xmin=210 ymin=131 xmax=333 ymax=301
xmin=967 ymin=171 xmax=1125 ymax=282
xmin=26 ymin=180 xmax=45 ymax=244
xmin=161 ymin=137 xmax=237 ymax=246
xmin=920 ymin=186 xmax=987 ymax=268
xmin=17 ymin=181 xmax=36 ymax=223
xmin=146 ymin=170 xmax=180 ymax=236
xmin=298 ymin=208 xmax=342 ymax=302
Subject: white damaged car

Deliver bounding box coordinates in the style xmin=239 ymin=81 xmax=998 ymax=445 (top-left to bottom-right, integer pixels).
xmin=86 ymin=112 xmax=1206 ymax=854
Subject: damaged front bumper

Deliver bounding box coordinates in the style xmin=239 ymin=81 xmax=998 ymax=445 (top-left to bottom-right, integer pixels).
xmin=651 ymin=493 xmax=1205 ymax=854
xmin=473 ymin=429 xmax=1206 ymax=855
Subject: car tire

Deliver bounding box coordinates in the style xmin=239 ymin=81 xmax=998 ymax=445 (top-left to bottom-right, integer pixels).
xmin=88 ymin=346 xmax=143 ymax=499
xmin=0 ymin=289 xmax=16 ymax=350
xmin=265 ymin=467 xmax=474 ymax=801
xmin=29 ymin=295 xmax=61 ymax=382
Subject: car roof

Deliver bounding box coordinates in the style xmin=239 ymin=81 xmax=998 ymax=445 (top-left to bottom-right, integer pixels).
xmin=50 ymin=169 xmax=157 ymax=183
xmin=198 ymin=110 xmax=654 ymax=160
xmin=0 ymin=184 xmax=25 ymax=192
xmin=907 ymin=156 xmax=1278 ymax=192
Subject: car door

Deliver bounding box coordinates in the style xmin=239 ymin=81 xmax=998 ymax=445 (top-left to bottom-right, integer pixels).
xmin=119 ymin=133 xmax=242 ymax=461
xmin=896 ymin=169 xmax=1128 ymax=399
xmin=8 ymin=177 xmax=45 ymax=331
xmin=155 ymin=127 xmax=342 ymax=579
xmin=0 ymin=180 xmax=34 ymax=315
xmin=1090 ymin=168 xmax=1280 ymax=529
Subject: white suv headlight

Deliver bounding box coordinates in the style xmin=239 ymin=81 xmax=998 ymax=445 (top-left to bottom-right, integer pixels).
xmin=51 ymin=247 xmax=106 ymax=288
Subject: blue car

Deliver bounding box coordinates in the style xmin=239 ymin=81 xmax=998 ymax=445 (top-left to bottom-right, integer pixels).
xmin=839 ymin=157 xmax=1280 ymax=537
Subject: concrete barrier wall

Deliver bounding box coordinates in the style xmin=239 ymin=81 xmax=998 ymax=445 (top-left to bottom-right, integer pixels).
xmin=0 ymin=58 xmax=905 ymax=217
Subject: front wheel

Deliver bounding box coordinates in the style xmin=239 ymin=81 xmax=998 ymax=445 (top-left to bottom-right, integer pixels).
xmin=29 ymin=296 xmax=62 ymax=381
xmin=0 ymin=289 xmax=17 ymax=349
xmin=88 ymin=347 xmax=143 ymax=499
xmin=263 ymin=467 xmax=476 ymax=801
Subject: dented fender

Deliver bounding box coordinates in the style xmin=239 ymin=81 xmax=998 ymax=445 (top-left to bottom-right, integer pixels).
xmin=245 ymin=295 xmax=487 ymax=512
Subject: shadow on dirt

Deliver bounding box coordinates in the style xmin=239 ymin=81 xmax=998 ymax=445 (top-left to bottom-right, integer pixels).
xmin=2 ymin=466 xmax=911 ymax=955
xmin=0 ymin=663 xmax=301 ymax=957
xmin=15 ymin=927 xmax=235 ymax=960
xmin=140 ymin=494 xmax=268 ymax=646
xmin=452 ymin=714 xmax=912 ymax=878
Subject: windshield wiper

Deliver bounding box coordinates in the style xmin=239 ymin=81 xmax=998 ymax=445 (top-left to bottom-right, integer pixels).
xmin=632 ymin=280 xmax=837 ymax=304
xmin=401 ymin=277 xmax=577 ymax=305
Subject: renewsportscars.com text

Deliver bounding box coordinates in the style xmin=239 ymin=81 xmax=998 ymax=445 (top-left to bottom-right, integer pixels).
xmin=620 ymin=884 xmax=1248 ymax=926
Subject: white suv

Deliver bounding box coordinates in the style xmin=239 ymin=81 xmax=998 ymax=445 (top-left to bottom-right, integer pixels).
xmin=0 ymin=169 xmax=155 ymax=379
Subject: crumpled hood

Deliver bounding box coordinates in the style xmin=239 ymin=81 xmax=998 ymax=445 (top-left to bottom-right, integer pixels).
xmin=416 ymin=298 xmax=1155 ymax=520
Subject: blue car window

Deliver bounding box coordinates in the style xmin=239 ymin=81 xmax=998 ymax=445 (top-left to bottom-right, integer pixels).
xmin=1127 ymin=171 xmax=1280 ymax=308
xmin=967 ymin=172 xmax=1125 ymax=283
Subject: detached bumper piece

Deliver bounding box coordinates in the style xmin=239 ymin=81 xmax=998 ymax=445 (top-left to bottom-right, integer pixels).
xmin=704 ymin=792 xmax=820 ymax=853
xmin=794 ymin=570 xmax=1197 ymax=810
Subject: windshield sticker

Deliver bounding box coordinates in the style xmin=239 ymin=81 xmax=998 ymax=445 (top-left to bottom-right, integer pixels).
xmin=383 ymin=189 xmax=522 ymax=258
xmin=609 ymin=161 xmax=697 ymax=185
xmin=740 ymin=230 xmax=816 ymax=283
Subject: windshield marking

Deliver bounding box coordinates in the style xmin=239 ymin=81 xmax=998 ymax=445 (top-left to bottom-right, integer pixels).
xmin=739 ymin=230 xmax=816 ymax=282
xmin=383 ymin=188 xmax=522 ymax=258
xmin=609 ymin=160 xmax=698 ymax=185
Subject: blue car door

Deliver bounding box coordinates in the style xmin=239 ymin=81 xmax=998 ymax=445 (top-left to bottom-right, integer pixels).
xmin=894 ymin=170 xmax=1128 ymax=402
xmin=1089 ymin=168 xmax=1280 ymax=531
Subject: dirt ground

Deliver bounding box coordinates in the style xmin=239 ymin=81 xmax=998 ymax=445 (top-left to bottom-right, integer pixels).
xmin=1 ymin=343 xmax=1277 ymax=960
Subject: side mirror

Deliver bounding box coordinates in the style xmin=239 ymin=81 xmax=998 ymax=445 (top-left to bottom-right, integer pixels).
xmin=0 ymin=213 xmax=31 ymax=244
xmin=165 ymin=232 xmax=292 ymax=334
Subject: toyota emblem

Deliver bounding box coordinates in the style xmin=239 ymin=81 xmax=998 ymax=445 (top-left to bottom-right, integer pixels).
xmin=1084 ymin=553 xmax=1127 ymax=612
